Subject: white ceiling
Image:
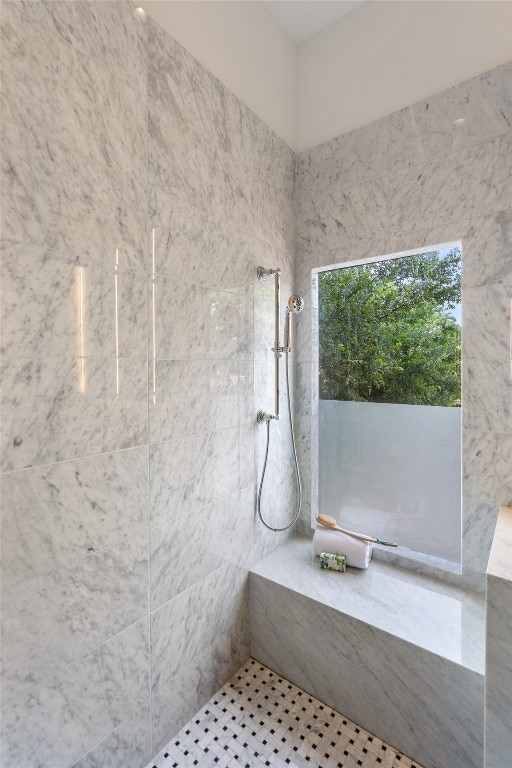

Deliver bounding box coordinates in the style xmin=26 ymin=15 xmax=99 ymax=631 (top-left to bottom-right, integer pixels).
xmin=263 ymin=0 xmax=366 ymax=43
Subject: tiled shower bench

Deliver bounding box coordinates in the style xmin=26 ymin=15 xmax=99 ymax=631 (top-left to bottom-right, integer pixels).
xmin=249 ymin=537 xmax=485 ymax=768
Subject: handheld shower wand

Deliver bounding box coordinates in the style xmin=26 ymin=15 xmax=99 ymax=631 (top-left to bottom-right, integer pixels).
xmin=256 ymin=267 xmax=304 ymax=531
xmin=285 ymin=295 xmax=305 ymax=350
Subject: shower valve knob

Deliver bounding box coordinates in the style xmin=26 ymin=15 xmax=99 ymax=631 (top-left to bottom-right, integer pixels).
xmin=256 ymin=410 xmax=278 ymax=424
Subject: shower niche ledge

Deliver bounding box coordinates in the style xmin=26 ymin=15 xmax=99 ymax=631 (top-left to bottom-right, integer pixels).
xmin=249 ymin=537 xmax=485 ymax=768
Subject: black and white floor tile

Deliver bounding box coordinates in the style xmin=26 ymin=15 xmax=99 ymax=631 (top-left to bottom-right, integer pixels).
xmin=147 ymin=659 xmax=423 ymax=768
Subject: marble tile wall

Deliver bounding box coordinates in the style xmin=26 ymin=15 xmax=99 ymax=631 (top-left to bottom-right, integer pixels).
xmin=0 ymin=2 xmax=295 ymax=766
xmin=295 ymin=61 xmax=512 ymax=592
xmin=485 ymin=506 xmax=512 ymax=768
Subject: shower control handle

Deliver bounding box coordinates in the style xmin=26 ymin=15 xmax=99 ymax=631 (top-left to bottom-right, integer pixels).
xmin=256 ymin=410 xmax=279 ymax=424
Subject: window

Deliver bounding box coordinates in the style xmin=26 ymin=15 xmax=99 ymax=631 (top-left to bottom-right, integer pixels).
xmin=316 ymin=245 xmax=462 ymax=566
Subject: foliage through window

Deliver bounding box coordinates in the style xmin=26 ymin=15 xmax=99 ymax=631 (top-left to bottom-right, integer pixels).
xmin=318 ymin=249 xmax=461 ymax=407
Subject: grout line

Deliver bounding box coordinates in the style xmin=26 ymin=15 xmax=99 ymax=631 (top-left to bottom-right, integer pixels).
xmin=1 ymin=614 xmax=151 ymax=709
xmin=65 ymin=699 xmax=151 ymax=768
xmin=297 ymin=128 xmax=512 ymax=205
xmin=148 ymin=180 xmax=295 ymax=259
xmin=1 ymin=525 xmax=151 ymax=594
xmin=295 ymin=206 xmax=512 ymax=264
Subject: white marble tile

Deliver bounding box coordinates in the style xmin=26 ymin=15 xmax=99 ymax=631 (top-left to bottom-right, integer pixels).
xmin=149 ymin=428 xmax=240 ymax=528
xmin=12 ymin=0 xmax=148 ymax=96
xmin=151 ymin=562 xmax=247 ymax=695
xmin=389 ymin=63 xmax=512 ymax=174
xmin=389 ymin=133 xmax=512 ymax=236
xmin=1 ymin=356 xmax=148 ymax=472
xmin=250 ymin=541 xmax=485 ymax=768
xmin=237 ymin=420 xmax=255 ymax=492
xmin=148 ymin=187 xmax=271 ymax=290
xmin=148 ymin=17 xmax=294 ymax=201
xmin=1 ymin=118 xmax=147 ymax=271
xmin=1 ymin=1 xmax=147 ymax=185
xmin=148 ymin=104 xmax=253 ymax=237
xmin=486 ymin=573 xmax=512 ymax=768
xmin=294 ymin=307 xmax=318 ymax=364
xmin=251 ymin=539 xmax=485 ymax=671
xmin=151 ymin=620 xmax=249 ymax=755
xmin=250 ymin=173 xmax=295 ymax=254
xmin=1 ymin=446 xmax=148 ymax=588
xmin=296 ymin=176 xmax=389 ymax=257
xmin=148 ymin=18 xmax=233 ymax=156
xmin=149 ymin=359 xmax=210 ymax=443
xmin=1 ymin=243 xmax=148 ymax=359
xmin=143 ymin=359 xmax=245 ymax=438
xmin=0 ymin=617 xmax=150 ymax=768
xmin=238 ymin=361 xmax=255 ymax=426
xmin=150 ymin=487 xmax=254 ymax=609
xmin=297 ymin=116 xmax=389 ymax=200
xmin=486 ymin=506 xmax=512 ymax=768
xmin=464 ymin=284 xmax=512 ymax=361
xmin=462 ymin=209 xmax=512 ymax=289
xmin=1 ymin=532 xmax=148 ymax=703
xmin=71 ymin=702 xmax=152 ymax=768
xmin=207 ymin=285 xmax=254 ymax=361
xmin=253 ymin=277 xmax=277 ymax=362
xmin=463 ymin=358 xmax=512 ymax=433
xmin=463 ymin=430 xmax=512 ymax=574
xmin=152 ymin=275 xmax=208 ymax=360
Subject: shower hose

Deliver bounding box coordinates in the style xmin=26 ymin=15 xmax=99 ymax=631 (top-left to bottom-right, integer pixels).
xmin=257 ymin=348 xmax=302 ymax=531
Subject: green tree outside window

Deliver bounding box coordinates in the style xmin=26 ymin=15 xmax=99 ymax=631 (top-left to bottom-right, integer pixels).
xmin=318 ymin=249 xmax=461 ymax=407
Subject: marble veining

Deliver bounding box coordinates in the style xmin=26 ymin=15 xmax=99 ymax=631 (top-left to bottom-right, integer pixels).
xmin=251 ymin=538 xmax=485 ymax=672
xmin=464 ymin=284 xmax=512 ymax=361
xmin=1 ymin=3 xmax=298 ymax=765
xmin=1 ymin=445 xmax=149 ymax=588
xmin=150 ymin=358 xmax=246 ymax=443
xmin=149 ymin=187 xmax=272 ymax=290
xmin=389 ymin=133 xmax=512 ymax=236
xmin=1 ymin=242 xmax=148 ymax=360
xmin=461 ymin=209 xmax=512 ymax=288
xmin=1 ymin=533 xmax=148 ymax=703
xmin=151 ymin=563 xmax=247 ymax=695
xmin=296 ymin=175 xmax=389 ymax=256
xmin=0 ymin=617 xmax=150 ymax=768
xmin=71 ymin=702 xmax=152 ymax=768
xmin=150 ymin=487 xmax=254 ymax=609
xmin=1 ymin=1 xmax=147 ymax=185
xmin=148 ymin=104 xmax=253 ymax=239
xmin=463 ymin=358 xmax=512 ymax=434
xmin=251 ymin=573 xmax=484 ymax=768
xmin=389 ymin=62 xmax=512 ymax=174
xmin=296 ymin=60 xmax=512 ymax=596
xmin=1 ymin=355 xmax=148 ymax=472
xmin=13 ymin=0 xmax=148 ymax=96
xmin=485 ymin=507 xmax=512 ymax=768
xmin=148 ymin=17 xmax=294 ymax=199
xmin=1 ymin=118 xmax=147 ymax=271
xmin=297 ymin=116 xmax=389 ymax=201
xmin=151 ymin=620 xmax=249 ymax=756
xmin=149 ymin=427 xmax=241 ymax=528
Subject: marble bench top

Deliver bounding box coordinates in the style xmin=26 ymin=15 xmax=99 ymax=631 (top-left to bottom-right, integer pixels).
xmin=251 ymin=536 xmax=485 ymax=674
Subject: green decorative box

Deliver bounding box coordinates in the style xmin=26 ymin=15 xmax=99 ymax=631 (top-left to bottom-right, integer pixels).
xmin=319 ymin=552 xmax=347 ymax=572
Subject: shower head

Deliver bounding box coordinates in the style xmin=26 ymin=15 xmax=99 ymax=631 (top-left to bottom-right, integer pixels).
xmin=286 ymin=295 xmax=304 ymax=314
xmin=284 ymin=295 xmax=304 ymax=349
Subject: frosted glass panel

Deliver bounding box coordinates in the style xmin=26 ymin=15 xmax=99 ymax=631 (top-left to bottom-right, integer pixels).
xmin=319 ymin=400 xmax=462 ymax=563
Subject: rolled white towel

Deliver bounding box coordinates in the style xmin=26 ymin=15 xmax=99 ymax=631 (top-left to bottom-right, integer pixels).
xmin=313 ymin=526 xmax=372 ymax=569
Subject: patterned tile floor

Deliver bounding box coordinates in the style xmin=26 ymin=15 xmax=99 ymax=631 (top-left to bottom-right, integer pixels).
xmin=147 ymin=658 xmax=424 ymax=768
